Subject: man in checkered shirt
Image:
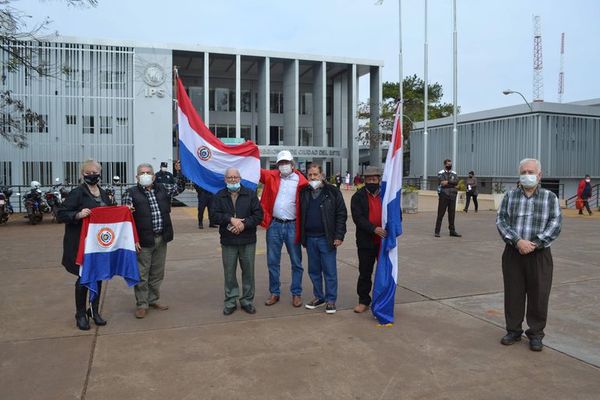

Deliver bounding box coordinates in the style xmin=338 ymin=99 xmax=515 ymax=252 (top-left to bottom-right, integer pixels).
xmin=122 ymin=163 xmax=179 ymax=319
xmin=496 ymin=158 xmax=562 ymax=352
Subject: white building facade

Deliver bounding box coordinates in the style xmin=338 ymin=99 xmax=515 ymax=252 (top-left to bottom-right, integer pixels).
xmin=0 ymin=37 xmax=383 ymax=186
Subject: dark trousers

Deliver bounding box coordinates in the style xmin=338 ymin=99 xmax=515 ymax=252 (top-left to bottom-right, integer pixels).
xmin=464 ymin=192 xmax=478 ymax=211
xmin=579 ymin=200 xmax=592 ymax=214
xmin=197 ymin=190 xmax=213 ymax=227
xmin=502 ymin=244 xmax=553 ymax=339
xmin=357 ymin=247 xmax=379 ymax=306
xmin=435 ymin=194 xmax=456 ymax=233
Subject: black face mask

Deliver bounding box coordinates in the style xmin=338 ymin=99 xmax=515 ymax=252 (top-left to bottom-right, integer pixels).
xmin=83 ymin=174 xmax=100 ymax=185
xmin=365 ymin=183 xmax=380 ymax=193
xmin=468 ymin=174 xmax=473 ymax=178
xmin=445 ymin=165 xmax=452 ymax=171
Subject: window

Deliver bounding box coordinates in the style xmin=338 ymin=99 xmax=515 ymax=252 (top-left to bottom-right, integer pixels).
xmin=25 ymin=114 xmax=48 ymax=133
xmin=270 ymin=92 xmax=283 ymax=114
xmin=240 ymin=125 xmax=251 ymax=141
xmin=241 ymin=90 xmax=251 ymax=112
xmin=299 ymin=127 xmax=313 ymax=146
xmin=99 ymin=116 xmax=112 ymax=134
xmin=215 ymin=88 xmax=229 ymax=112
xmin=22 ymin=161 xmax=52 ymax=186
xmin=269 ymin=126 xmax=284 ymax=145
xmin=327 ymin=127 xmax=333 ymax=147
xmin=63 ymin=162 xmax=79 ymax=185
xmin=100 ymin=162 xmax=128 ymax=184
xmin=66 ymin=115 xmax=77 ymax=125
xmin=189 ymin=87 xmax=204 ymax=116
xmin=1 ymin=114 xmax=11 ymax=135
xmin=299 ymin=93 xmax=313 ymax=115
xmin=326 ymin=95 xmax=333 ymax=116
xmin=116 ymin=117 xmax=128 ymax=127
xmin=100 ymin=70 xmax=126 ymax=89
xmin=83 ymin=116 xmax=95 ymax=134
xmin=0 ymin=161 xmax=12 ymax=186
xmin=209 ymin=89 xmax=215 ymax=111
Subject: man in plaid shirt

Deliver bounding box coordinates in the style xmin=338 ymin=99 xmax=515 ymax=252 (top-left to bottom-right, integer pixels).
xmin=122 ymin=163 xmax=179 ymax=319
xmin=496 ymin=158 xmax=562 ymax=352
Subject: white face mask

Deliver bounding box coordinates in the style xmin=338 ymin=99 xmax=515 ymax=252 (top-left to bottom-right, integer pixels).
xmin=519 ymin=174 xmax=538 ymax=188
xmin=309 ymin=180 xmax=322 ymax=190
xmin=161 ymin=167 xmax=167 ymax=172
xmin=279 ymin=164 xmax=292 ymax=176
xmin=139 ymin=173 xmax=154 ymax=187
xmin=585 ymin=179 xmax=591 ymax=183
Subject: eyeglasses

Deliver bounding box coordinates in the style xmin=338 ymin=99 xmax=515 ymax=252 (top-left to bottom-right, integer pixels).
xmin=225 ymin=176 xmax=240 ymax=181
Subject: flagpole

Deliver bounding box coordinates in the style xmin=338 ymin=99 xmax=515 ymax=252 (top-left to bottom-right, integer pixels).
xmin=452 ymin=0 xmax=458 ymax=168
xmin=173 ymin=66 xmax=180 ymax=160
xmin=423 ymin=0 xmax=428 ymax=190
xmin=398 ymin=0 xmax=403 ymax=142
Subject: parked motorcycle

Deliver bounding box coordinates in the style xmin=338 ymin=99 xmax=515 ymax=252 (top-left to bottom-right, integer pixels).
xmin=23 ymin=181 xmax=48 ymax=225
xmin=0 ymin=186 xmax=12 ymax=224
xmin=105 ymin=176 xmax=120 ymax=205
xmin=45 ymin=178 xmax=69 ymax=222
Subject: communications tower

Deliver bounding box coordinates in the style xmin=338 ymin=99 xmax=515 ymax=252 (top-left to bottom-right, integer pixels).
xmin=532 ymin=15 xmax=544 ymax=102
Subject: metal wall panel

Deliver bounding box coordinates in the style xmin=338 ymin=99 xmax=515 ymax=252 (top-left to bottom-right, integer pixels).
xmin=1 ymin=41 xmax=134 ymax=185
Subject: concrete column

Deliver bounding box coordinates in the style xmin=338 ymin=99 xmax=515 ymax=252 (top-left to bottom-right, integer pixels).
xmin=332 ymin=73 xmax=346 ymax=174
xmin=203 ymin=52 xmax=210 ymax=126
xmin=312 ymin=61 xmax=326 ymax=147
xmin=347 ymin=64 xmax=359 ymax=176
xmin=235 ymin=54 xmax=241 ymax=138
xmin=369 ymin=66 xmax=382 ymax=167
xmin=257 ymin=57 xmax=270 ymax=147
xmin=283 ymin=59 xmax=299 ymax=146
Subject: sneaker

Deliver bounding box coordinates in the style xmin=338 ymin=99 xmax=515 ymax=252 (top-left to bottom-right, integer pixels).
xmin=305 ymin=298 xmax=325 ymax=309
xmin=325 ymin=303 xmax=337 ymax=314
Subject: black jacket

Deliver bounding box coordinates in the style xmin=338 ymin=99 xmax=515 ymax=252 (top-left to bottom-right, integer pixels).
xmin=209 ymin=186 xmax=264 ymax=246
xmin=351 ymin=187 xmax=381 ymax=250
xmin=126 ymin=184 xmax=174 ymax=248
xmin=57 ymin=184 xmax=112 ymax=275
xmin=299 ymin=183 xmax=347 ymax=249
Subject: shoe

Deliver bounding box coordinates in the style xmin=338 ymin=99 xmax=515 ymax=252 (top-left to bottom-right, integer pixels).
xmin=149 ymin=303 xmax=169 ymax=311
xmin=241 ymin=304 xmax=256 ymax=314
xmin=463 ymin=209 xmax=468 ymax=213
xmin=292 ymin=295 xmax=303 ymax=308
xmin=500 ymin=332 xmax=522 ymax=345
xmin=325 ymin=303 xmax=337 ymax=314
xmin=579 ymin=211 xmax=583 ymax=215
xmin=198 ymin=225 xmax=204 ymax=229
xmin=135 ymin=308 xmax=146 ymax=319
xmin=353 ymin=304 xmax=369 ymax=313
xmin=529 ymin=337 xmax=544 ymax=352
xmin=449 ymin=231 xmax=462 ymax=237
xmin=434 ymin=233 xmax=440 ymax=238
xmin=223 ymin=306 xmax=237 ymax=315
xmin=264 ymin=295 xmax=280 ymax=306
xmin=75 ymin=313 xmax=90 ymax=330
xmin=305 ymin=298 xmax=325 ymax=309
xmin=87 ymin=308 xmax=107 ymax=326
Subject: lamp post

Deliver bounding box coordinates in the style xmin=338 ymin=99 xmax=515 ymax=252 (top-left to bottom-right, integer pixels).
xmin=502 ymin=89 xmax=533 ymax=112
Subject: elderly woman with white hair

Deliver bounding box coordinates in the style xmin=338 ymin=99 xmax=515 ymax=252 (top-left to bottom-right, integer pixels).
xmin=58 ymin=159 xmax=113 ymax=330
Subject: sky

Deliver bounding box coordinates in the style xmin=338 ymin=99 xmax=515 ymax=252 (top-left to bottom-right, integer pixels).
xmin=15 ymin=0 xmax=600 ymax=113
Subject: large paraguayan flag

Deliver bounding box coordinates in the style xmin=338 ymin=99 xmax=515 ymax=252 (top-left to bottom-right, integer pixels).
xmin=371 ymin=103 xmax=404 ymax=325
xmin=75 ymin=206 xmax=140 ymax=301
xmin=176 ymin=78 xmax=261 ymax=194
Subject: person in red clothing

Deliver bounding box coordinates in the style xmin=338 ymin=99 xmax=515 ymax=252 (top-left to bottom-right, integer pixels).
xmin=577 ymin=174 xmax=593 ymax=216
xmin=350 ymin=166 xmax=387 ymax=313
xmin=260 ymin=150 xmax=309 ymax=307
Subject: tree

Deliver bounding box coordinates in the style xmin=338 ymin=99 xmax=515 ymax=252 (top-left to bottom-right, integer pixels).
xmin=0 ymin=0 xmax=97 ymax=147
xmin=357 ymin=74 xmax=456 ymax=148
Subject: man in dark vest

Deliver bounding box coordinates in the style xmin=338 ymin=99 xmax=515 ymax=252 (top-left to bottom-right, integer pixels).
xmin=122 ymin=163 xmax=177 ymax=319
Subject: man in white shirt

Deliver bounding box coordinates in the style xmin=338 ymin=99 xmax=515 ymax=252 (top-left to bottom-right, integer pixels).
xmin=259 ymin=150 xmax=309 ymax=307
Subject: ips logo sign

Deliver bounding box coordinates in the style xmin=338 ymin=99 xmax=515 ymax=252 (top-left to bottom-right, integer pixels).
xmin=96 ymin=227 xmax=116 ymax=248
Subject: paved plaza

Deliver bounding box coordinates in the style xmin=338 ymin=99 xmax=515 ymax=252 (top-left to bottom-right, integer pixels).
xmin=1 ymin=192 xmax=599 ymax=400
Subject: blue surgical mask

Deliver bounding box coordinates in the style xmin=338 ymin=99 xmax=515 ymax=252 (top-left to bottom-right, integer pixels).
xmin=227 ymin=182 xmax=240 ymax=192
xmin=519 ymin=174 xmax=538 ymax=188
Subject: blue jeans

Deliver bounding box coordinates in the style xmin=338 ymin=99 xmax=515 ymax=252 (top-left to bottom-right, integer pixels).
xmin=306 ymin=235 xmax=338 ymax=303
xmin=267 ymin=221 xmax=303 ymax=296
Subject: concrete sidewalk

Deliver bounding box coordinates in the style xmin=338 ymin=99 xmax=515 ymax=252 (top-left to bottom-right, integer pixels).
xmin=1 ymin=201 xmax=599 ymax=400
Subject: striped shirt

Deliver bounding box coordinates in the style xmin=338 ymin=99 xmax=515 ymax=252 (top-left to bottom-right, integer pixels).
xmin=496 ymin=187 xmax=562 ymax=248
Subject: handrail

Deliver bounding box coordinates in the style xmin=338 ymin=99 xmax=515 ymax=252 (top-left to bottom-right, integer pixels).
xmin=566 ymin=183 xmax=599 ymax=209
